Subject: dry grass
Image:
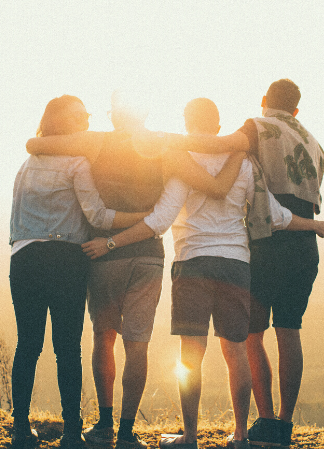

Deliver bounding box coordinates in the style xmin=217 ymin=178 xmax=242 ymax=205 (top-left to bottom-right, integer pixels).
xmin=0 ymin=409 xmax=324 ymax=448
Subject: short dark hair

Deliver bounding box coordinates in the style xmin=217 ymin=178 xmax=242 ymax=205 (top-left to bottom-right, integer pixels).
xmin=184 ymin=98 xmax=220 ymax=134
xmin=36 ymin=95 xmax=85 ymax=137
xmin=266 ymin=79 xmax=301 ymax=114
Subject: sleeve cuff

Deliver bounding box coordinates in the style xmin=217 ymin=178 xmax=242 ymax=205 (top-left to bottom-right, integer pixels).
xmin=144 ymin=214 xmax=162 ymax=236
xmin=102 ymin=209 xmax=116 ymax=230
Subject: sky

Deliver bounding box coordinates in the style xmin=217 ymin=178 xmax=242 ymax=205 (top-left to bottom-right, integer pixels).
xmin=1 ymin=0 xmax=324 ymax=258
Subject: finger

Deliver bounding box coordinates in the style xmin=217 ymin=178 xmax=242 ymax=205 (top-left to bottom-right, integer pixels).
xmin=82 ymin=242 xmax=94 ymax=250
xmin=85 ymin=250 xmax=95 ymax=257
xmin=91 ymin=252 xmax=101 ymax=260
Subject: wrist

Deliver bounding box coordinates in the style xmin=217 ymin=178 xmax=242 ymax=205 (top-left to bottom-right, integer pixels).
xmin=312 ymin=220 xmax=318 ymax=233
xmin=106 ymin=237 xmax=116 ymax=251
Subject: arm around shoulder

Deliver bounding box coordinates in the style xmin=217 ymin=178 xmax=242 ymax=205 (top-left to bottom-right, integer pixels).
xmin=26 ymin=131 xmax=105 ymax=164
xmin=183 ymin=131 xmax=250 ymax=154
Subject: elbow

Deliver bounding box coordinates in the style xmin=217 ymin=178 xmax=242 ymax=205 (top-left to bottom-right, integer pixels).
xmin=26 ymin=139 xmax=39 ymax=155
xmin=26 ymin=140 xmax=33 ymax=154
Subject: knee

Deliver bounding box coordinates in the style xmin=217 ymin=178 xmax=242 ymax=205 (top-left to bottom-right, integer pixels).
xmin=123 ymin=340 xmax=148 ymax=366
xmin=180 ymin=336 xmax=207 ymax=368
xmin=53 ymin=340 xmax=82 ymax=362
xmin=246 ymin=332 xmax=264 ymax=352
xmin=94 ymin=329 xmax=117 ymax=351
xmin=15 ymin=340 xmax=43 ymax=362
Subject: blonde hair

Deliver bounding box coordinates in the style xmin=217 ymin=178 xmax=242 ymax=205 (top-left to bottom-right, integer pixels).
xmin=36 ymin=95 xmax=85 ymax=137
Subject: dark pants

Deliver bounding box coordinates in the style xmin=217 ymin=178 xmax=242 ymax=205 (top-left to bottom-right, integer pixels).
xmin=10 ymin=241 xmax=89 ymax=421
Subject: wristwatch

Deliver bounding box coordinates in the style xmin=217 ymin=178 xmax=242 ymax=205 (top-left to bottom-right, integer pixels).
xmin=106 ymin=237 xmax=116 ymax=251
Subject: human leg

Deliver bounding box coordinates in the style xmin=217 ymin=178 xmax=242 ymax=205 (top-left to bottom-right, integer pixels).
xmin=48 ymin=243 xmax=89 ymax=448
xmin=220 ymin=338 xmax=251 ymax=441
xmin=92 ymin=329 xmax=117 ymax=409
xmin=82 ymin=329 xmax=117 ymax=444
xmin=178 ymin=336 xmax=207 ymax=443
xmin=10 ymin=245 xmax=49 ymax=420
xmin=9 ymin=244 xmax=58 ymax=446
xmin=159 ymin=336 xmax=206 ymax=449
xmin=120 ymin=340 xmax=149 ymax=420
xmin=50 ymin=243 xmax=88 ymax=424
xmin=247 ymin=237 xmax=317 ymax=447
xmin=275 ymin=327 xmax=303 ymax=423
xmin=166 ymin=257 xmax=251 ymax=447
xmin=246 ymin=332 xmax=274 ymax=419
xmin=114 ymin=258 xmax=163 ymax=448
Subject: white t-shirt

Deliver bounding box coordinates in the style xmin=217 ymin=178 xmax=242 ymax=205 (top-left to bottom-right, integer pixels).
xmin=144 ymin=153 xmax=292 ymax=264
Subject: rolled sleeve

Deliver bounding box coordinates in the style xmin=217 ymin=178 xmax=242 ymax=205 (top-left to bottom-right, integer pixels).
xmin=268 ymin=190 xmax=293 ymax=230
xmin=144 ymin=177 xmax=189 ymax=235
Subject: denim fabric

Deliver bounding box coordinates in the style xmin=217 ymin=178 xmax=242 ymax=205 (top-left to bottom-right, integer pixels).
xmin=10 ymin=155 xmax=115 ymax=245
xmin=10 ymin=241 xmax=89 ymax=421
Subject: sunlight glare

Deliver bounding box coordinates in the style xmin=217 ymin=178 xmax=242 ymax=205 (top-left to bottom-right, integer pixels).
xmin=174 ymin=359 xmax=190 ymax=385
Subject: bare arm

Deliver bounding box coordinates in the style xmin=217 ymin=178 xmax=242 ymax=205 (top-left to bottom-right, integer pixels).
xmin=132 ymin=129 xmax=250 ymax=156
xmin=81 ymin=220 xmax=154 ymax=259
xmin=26 ymin=131 xmax=105 ymax=164
xmin=111 ymin=210 xmax=153 ymax=229
xmin=287 ymin=215 xmax=324 ymax=237
xmin=167 ymin=130 xmax=250 ymax=154
xmin=82 ymin=176 xmax=189 ymax=259
xmin=163 ymin=150 xmax=246 ymax=200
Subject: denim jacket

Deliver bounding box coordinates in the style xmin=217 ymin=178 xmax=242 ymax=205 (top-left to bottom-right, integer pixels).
xmin=10 ymin=155 xmax=116 ymax=245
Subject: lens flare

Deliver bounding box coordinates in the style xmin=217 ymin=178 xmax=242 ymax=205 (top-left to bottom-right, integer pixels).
xmin=174 ymin=359 xmax=190 ymax=384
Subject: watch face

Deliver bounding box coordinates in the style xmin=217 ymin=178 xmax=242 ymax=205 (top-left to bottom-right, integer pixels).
xmin=107 ymin=238 xmax=116 ymax=249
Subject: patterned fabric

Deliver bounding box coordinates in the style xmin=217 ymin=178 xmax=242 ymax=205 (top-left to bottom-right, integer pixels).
xmin=246 ymin=155 xmax=272 ymax=240
xmin=247 ymin=109 xmax=323 ymax=240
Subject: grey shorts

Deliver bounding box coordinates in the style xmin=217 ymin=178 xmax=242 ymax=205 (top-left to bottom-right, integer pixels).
xmin=88 ymin=256 xmax=164 ymax=342
xmin=171 ymin=256 xmax=251 ymax=342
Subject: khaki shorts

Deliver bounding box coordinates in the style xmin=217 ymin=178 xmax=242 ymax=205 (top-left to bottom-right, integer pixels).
xmin=88 ymin=257 xmax=164 ymax=342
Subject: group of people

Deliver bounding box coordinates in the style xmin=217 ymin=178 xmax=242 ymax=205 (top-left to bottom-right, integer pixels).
xmin=9 ymin=79 xmax=324 ymax=449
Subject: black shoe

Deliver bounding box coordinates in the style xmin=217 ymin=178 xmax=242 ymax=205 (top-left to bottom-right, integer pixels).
xmin=60 ymin=419 xmax=86 ymax=448
xmin=248 ymin=417 xmax=281 ymax=447
xmin=12 ymin=419 xmax=38 ymax=448
xmin=278 ymin=420 xmax=293 ymax=448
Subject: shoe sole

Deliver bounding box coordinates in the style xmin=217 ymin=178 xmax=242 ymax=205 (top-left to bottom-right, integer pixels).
xmin=249 ymin=443 xmax=281 ymax=448
xmin=115 ymin=440 xmax=148 ymax=449
xmin=83 ymin=436 xmax=115 ymax=444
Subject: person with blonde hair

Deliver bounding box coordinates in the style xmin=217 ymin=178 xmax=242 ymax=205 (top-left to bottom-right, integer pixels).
xmin=25 ymin=91 xmax=246 ymax=449
xmin=10 ymin=95 xmax=151 ymax=449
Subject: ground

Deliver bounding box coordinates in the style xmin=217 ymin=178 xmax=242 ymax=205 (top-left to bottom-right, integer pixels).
xmin=0 ymin=410 xmax=323 ymax=448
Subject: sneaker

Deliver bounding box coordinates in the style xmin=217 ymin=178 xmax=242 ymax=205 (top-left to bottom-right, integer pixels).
xmin=159 ymin=436 xmax=198 ymax=449
xmin=60 ymin=419 xmax=86 ymax=448
xmin=83 ymin=422 xmax=115 ymax=444
xmin=12 ymin=419 xmax=38 ymax=448
xmin=116 ymin=432 xmax=148 ymax=449
xmin=226 ymin=433 xmax=250 ymax=449
xmin=248 ymin=418 xmax=281 ymax=447
xmin=278 ymin=420 xmax=293 ymax=448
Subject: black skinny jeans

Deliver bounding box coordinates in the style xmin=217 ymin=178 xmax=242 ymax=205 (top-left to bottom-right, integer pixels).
xmin=10 ymin=241 xmax=89 ymax=422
